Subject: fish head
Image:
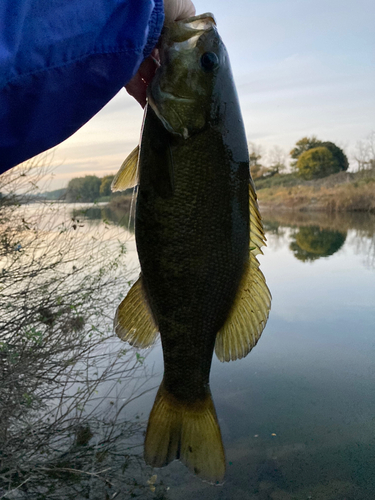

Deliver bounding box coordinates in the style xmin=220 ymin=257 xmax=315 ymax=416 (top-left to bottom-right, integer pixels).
xmin=148 ymin=13 xmax=230 ymax=139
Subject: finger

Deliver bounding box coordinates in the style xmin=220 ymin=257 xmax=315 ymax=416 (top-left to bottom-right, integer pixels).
xmin=164 ymin=0 xmax=196 ymax=23
xmin=174 ymin=0 xmax=196 ymax=21
xmin=138 ymin=51 xmax=160 ymax=85
xmin=125 ymin=72 xmax=148 ymax=108
xmin=125 ymin=53 xmax=160 ymax=108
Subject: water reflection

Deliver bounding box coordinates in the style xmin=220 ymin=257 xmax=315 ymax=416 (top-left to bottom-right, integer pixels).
xmin=72 ymin=203 xmax=135 ymax=233
xmin=289 ymin=226 xmax=346 ymax=261
xmin=4 ymin=195 xmax=374 ymax=498
xmin=262 ymin=210 xmax=375 ymax=267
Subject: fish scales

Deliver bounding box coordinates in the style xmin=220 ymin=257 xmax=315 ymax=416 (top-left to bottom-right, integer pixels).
xmin=137 ymin=106 xmax=249 ymax=402
xmin=112 ymin=13 xmax=271 ymax=483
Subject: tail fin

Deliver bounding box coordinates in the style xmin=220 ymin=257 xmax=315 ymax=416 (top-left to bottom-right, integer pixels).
xmin=144 ymin=382 xmax=225 ymax=483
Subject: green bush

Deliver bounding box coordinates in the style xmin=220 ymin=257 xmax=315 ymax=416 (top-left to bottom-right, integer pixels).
xmin=320 ymin=141 xmax=349 ymax=172
xmin=290 ymin=136 xmax=348 ymax=173
xmin=296 ymin=147 xmax=340 ymax=180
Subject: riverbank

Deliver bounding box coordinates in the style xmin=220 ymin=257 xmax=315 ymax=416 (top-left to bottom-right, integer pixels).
xmin=256 ymin=170 xmax=375 ymax=213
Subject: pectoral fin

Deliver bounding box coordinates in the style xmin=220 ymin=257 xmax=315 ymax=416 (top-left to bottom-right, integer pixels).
xmin=215 ymin=254 xmax=271 ymax=362
xmin=114 ymin=276 xmax=159 ymax=348
xmin=215 ymin=181 xmax=271 ymax=362
xmin=111 ymin=145 xmax=139 ymax=192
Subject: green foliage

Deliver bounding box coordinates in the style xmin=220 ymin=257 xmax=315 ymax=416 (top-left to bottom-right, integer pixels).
xmin=320 ymin=141 xmax=349 ymax=172
xmin=66 ymin=175 xmax=101 ymax=202
xmin=297 ymin=147 xmax=340 ymax=180
xmin=99 ymin=175 xmax=115 ymax=197
xmin=64 ymin=174 xmax=119 ymax=202
xmin=254 ymin=172 xmax=300 ymax=190
xmin=290 ymin=136 xmax=322 ymax=166
xmin=291 ymin=136 xmax=348 ymax=175
xmin=136 ymin=352 xmax=145 ymax=364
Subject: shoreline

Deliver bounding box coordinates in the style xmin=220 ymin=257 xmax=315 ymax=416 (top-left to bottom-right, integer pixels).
xmin=256 ymin=172 xmax=375 ymax=214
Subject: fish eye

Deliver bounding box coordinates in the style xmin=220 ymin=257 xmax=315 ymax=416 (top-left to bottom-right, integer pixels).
xmin=200 ymin=52 xmax=219 ymax=72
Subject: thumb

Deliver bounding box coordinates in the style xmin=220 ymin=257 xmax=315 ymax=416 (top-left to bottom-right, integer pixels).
xmin=163 ymin=0 xmax=196 ymax=22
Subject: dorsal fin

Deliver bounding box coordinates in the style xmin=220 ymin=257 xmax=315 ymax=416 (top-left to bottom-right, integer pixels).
xmin=111 ymin=145 xmax=139 ymax=192
xmin=249 ymin=179 xmax=266 ymax=254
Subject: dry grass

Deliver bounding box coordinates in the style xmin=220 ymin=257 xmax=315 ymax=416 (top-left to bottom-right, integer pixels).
xmin=258 ymin=178 xmax=375 ymax=213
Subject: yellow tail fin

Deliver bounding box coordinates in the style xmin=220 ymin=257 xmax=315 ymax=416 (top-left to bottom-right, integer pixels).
xmin=144 ymin=382 xmax=225 ymax=483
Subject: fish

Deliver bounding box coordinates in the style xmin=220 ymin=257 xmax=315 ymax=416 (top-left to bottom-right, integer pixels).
xmin=111 ymin=13 xmax=271 ymax=483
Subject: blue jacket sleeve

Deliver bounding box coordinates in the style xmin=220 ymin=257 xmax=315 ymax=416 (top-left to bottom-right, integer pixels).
xmin=0 ymin=0 xmax=164 ymax=173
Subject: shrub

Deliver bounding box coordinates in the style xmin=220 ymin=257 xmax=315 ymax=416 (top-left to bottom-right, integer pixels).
xmin=297 ymin=147 xmax=340 ymax=180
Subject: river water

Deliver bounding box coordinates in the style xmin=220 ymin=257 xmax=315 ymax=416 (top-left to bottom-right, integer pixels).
xmin=1 ymin=202 xmax=375 ymax=499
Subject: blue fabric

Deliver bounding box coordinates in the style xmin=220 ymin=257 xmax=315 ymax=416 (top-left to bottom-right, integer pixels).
xmin=0 ymin=0 xmax=164 ymax=173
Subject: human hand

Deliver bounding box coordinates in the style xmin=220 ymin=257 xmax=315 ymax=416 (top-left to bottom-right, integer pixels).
xmin=125 ymin=0 xmax=196 ymax=107
xmin=163 ymin=0 xmax=196 ymax=22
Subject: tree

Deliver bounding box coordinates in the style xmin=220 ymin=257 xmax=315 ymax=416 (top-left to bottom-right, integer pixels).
xmin=99 ymin=175 xmax=115 ymax=197
xmin=320 ymin=141 xmax=349 ymax=172
xmin=267 ymin=145 xmax=287 ymax=175
xmin=248 ymin=142 xmax=267 ymax=179
xmin=66 ymin=175 xmax=101 ymax=202
xmin=291 ymin=136 xmax=348 ymax=179
xmin=290 ymin=136 xmax=321 ymax=167
xmin=296 ymin=146 xmax=340 ymax=180
xmin=353 ymin=131 xmax=375 ymax=171
xmin=290 ymin=136 xmax=348 ymax=174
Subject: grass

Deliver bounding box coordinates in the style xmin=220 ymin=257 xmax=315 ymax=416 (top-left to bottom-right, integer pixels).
xmin=256 ymin=170 xmax=375 ymax=213
xmin=255 ymin=172 xmax=301 ymax=190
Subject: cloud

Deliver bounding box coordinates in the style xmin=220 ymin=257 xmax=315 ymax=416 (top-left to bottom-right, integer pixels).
xmin=46 ymin=0 xmax=375 ymax=187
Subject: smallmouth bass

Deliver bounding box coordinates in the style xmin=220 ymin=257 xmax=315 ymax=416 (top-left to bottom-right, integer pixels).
xmin=112 ymin=13 xmax=271 ymax=482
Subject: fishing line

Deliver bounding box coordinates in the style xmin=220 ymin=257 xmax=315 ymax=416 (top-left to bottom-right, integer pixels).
xmin=128 ymin=184 xmax=137 ymax=233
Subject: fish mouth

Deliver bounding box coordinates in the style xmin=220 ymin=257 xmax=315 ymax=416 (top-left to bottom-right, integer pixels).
xmin=180 ymin=12 xmax=216 ymax=30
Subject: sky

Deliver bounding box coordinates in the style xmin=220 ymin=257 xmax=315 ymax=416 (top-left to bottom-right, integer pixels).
xmin=46 ymin=0 xmax=374 ymax=189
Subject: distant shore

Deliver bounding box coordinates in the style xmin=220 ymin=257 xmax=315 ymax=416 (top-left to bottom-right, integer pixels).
xmin=37 ymin=170 xmax=375 ymax=214
xmin=256 ymin=170 xmax=375 ymax=213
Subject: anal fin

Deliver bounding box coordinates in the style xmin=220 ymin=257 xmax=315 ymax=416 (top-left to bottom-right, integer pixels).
xmin=114 ymin=276 xmax=158 ymax=348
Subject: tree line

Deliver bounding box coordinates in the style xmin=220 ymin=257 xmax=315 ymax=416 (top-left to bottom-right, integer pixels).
xmin=65 ymin=174 xmax=115 ymax=202
xmin=250 ymin=136 xmax=350 ymax=181
xmin=62 ymin=132 xmax=374 ymax=203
